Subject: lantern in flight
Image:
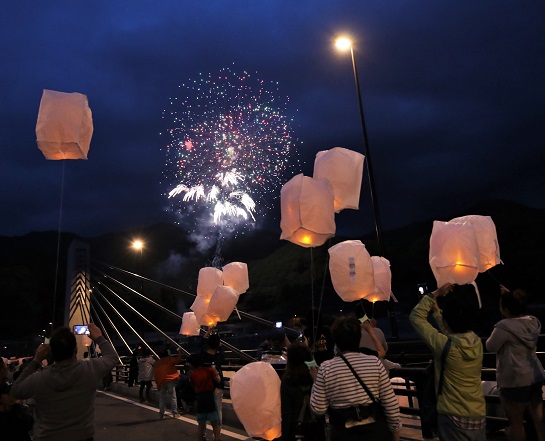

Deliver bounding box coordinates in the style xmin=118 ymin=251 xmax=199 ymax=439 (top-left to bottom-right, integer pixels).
xmin=179 ymin=312 xmax=200 ymax=336
xmin=370 ymin=256 xmax=392 ymax=302
xmin=450 ymin=215 xmax=501 ymax=272
xmin=190 ymin=296 xmax=213 ymax=326
xmin=328 ymin=240 xmax=375 ymax=302
xmin=36 ymin=89 xmax=93 ymax=160
xmin=230 ymin=362 xmax=282 ymax=440
xmin=280 ymin=174 xmax=335 ymax=248
xmin=207 ymin=285 xmax=239 ymax=324
xmin=223 ymin=262 xmax=249 ymax=295
xmin=196 ymin=267 xmax=224 ymax=299
xmin=313 ymin=147 xmax=364 ymax=212
xmin=429 ymin=220 xmax=480 ymax=286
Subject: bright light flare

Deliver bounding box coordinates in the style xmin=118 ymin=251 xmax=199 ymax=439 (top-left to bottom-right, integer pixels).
xmin=335 ymin=36 xmax=352 ymax=51
xmin=132 ymin=240 xmax=144 ymax=251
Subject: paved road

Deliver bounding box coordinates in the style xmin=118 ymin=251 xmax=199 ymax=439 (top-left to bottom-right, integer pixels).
xmin=95 ymin=391 xmax=249 ymax=441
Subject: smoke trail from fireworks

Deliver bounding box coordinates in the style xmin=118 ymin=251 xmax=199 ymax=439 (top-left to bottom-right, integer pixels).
xmin=161 ymin=67 xmax=300 ymax=242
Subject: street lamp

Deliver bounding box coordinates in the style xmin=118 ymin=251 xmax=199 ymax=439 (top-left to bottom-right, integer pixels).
xmin=131 ymin=239 xmax=144 ymax=292
xmin=335 ymin=35 xmax=385 ymax=257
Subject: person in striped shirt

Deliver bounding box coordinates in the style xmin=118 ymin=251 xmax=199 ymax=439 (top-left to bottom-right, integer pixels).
xmin=310 ymin=316 xmax=402 ymax=441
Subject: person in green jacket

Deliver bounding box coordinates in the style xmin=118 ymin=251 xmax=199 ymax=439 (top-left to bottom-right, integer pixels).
xmin=410 ymin=283 xmax=486 ymax=441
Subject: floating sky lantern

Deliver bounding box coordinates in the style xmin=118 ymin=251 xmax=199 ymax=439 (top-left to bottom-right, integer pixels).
xmin=36 ymin=89 xmax=93 ymax=160
xmin=179 ymin=312 xmax=201 ymax=336
xmin=328 ymin=240 xmax=375 ymax=302
xmin=313 ymin=147 xmax=364 ymax=212
xmin=370 ymin=256 xmax=392 ymax=302
xmin=207 ymin=285 xmax=239 ymax=324
xmin=230 ymin=362 xmax=282 ymax=441
xmin=196 ymin=267 xmax=224 ymax=300
xmin=450 ymin=215 xmax=501 ymax=272
xmin=222 ymin=262 xmax=249 ymax=295
xmin=280 ymin=174 xmax=335 ymax=248
xmin=429 ymin=220 xmax=480 ymax=286
xmin=190 ymin=296 xmax=213 ymax=326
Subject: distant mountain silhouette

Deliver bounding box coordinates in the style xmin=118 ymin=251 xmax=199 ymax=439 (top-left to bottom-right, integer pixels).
xmin=1 ymin=199 xmax=544 ymax=347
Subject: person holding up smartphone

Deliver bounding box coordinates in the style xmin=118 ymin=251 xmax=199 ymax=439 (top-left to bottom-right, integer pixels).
xmin=11 ymin=323 xmax=119 ymax=441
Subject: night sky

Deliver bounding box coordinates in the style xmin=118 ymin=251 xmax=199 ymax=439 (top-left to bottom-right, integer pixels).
xmin=1 ymin=1 xmax=544 ymax=239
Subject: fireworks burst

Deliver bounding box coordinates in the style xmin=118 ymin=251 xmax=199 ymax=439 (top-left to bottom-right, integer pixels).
xmin=162 ymin=67 xmax=300 ymax=234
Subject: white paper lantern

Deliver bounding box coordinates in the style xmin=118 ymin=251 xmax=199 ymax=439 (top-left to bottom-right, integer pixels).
xmin=280 ymin=174 xmax=335 ymax=248
xmin=179 ymin=312 xmax=201 ymax=336
xmin=230 ymin=362 xmax=282 ymax=441
xmin=223 ymin=262 xmax=249 ymax=295
xmin=429 ymin=220 xmax=480 ymax=286
xmin=208 ymin=285 xmax=239 ymax=323
xmin=36 ymin=89 xmax=93 ymax=160
xmin=190 ymin=296 xmax=213 ymax=326
xmin=196 ymin=267 xmax=224 ymax=300
xmin=450 ymin=215 xmax=501 ymax=272
xmin=313 ymin=147 xmax=365 ymax=212
xmin=328 ymin=240 xmax=375 ymax=302
xmin=370 ymin=256 xmax=392 ymax=302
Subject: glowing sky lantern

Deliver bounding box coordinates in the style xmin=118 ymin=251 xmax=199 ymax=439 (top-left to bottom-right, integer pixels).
xmin=207 ymin=285 xmax=239 ymax=324
xmin=222 ymin=262 xmax=249 ymax=295
xmin=370 ymin=256 xmax=392 ymax=302
xmin=190 ymin=296 xmax=213 ymax=326
xmin=280 ymin=174 xmax=335 ymax=248
xmin=196 ymin=267 xmax=224 ymax=300
xmin=230 ymin=362 xmax=282 ymax=440
xmin=328 ymin=240 xmax=375 ymax=302
xmin=450 ymin=215 xmax=501 ymax=272
xmin=36 ymin=89 xmax=93 ymax=160
xmin=179 ymin=312 xmax=200 ymax=336
xmin=313 ymin=147 xmax=364 ymax=212
xmin=429 ymin=220 xmax=480 ymax=286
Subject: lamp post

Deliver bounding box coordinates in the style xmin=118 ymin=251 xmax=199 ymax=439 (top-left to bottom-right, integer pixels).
xmin=132 ymin=239 xmax=144 ymax=292
xmin=335 ymin=36 xmax=385 ymax=257
xmin=335 ymin=36 xmax=398 ymax=339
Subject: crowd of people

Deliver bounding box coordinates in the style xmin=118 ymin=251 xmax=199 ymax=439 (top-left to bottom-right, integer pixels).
xmin=1 ymin=282 xmax=544 ymax=441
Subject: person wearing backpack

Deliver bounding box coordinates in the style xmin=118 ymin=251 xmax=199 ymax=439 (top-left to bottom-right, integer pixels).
xmin=410 ymin=283 xmax=486 ymax=441
xmin=281 ymin=342 xmax=325 ymax=441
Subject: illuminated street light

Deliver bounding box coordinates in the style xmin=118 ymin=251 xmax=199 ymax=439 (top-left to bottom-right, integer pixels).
xmin=335 ymin=35 xmax=397 ymax=339
xmin=131 ymin=239 xmax=144 ymax=291
xmin=334 ymin=35 xmax=385 ymax=257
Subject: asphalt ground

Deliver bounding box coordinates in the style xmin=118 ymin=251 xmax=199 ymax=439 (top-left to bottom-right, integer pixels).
xmin=94 ymin=391 xmax=249 ymax=441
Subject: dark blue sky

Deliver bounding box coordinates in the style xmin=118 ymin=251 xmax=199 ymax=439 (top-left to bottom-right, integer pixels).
xmin=1 ymin=1 xmax=544 ymax=238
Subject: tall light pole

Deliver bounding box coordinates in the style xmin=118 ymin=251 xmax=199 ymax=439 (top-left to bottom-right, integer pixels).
xmin=335 ymin=36 xmax=398 ymax=339
xmin=132 ymin=239 xmax=144 ymax=292
xmin=335 ymin=36 xmax=385 ymax=257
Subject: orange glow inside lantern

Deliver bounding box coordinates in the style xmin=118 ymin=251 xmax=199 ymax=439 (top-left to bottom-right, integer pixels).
xmin=429 ymin=220 xmax=480 ymax=286
xmin=230 ymin=362 xmax=282 ymax=440
xmin=328 ymin=240 xmax=375 ymax=302
xmin=36 ymin=89 xmax=93 ymax=160
xmin=280 ymin=174 xmax=336 ymax=248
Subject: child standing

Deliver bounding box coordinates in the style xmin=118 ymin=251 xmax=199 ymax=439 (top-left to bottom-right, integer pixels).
xmin=188 ymin=353 xmax=221 ymax=441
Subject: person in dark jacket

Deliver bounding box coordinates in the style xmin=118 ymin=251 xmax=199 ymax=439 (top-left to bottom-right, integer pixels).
xmin=281 ymin=342 xmax=325 ymax=441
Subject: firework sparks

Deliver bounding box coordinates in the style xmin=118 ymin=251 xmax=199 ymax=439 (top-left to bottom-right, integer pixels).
xmin=162 ymin=66 xmax=300 ymax=232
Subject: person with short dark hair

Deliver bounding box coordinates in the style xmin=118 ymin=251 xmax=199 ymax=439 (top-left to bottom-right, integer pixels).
xmin=154 ymin=347 xmax=183 ymax=419
xmin=11 ymin=323 xmax=118 ymax=441
xmin=410 ymin=283 xmax=486 ymax=441
xmin=200 ymin=329 xmax=225 ymax=426
xmin=310 ymin=316 xmax=402 ymax=440
xmin=137 ymin=348 xmax=156 ymax=403
xmin=281 ymin=342 xmax=325 ymax=441
xmin=486 ymin=286 xmax=545 ymax=441
xmin=188 ymin=353 xmax=221 ymax=441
